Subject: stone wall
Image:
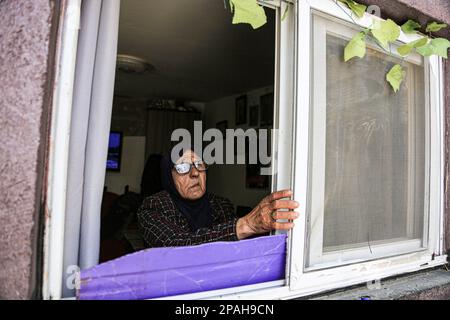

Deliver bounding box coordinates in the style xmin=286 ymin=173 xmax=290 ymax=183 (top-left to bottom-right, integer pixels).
xmin=0 ymin=0 xmax=58 ymax=299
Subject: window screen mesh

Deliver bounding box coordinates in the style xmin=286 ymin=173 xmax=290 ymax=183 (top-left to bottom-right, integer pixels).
xmin=308 ymin=31 xmax=426 ymax=266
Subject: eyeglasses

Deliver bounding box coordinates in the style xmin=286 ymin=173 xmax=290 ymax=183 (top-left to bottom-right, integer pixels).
xmin=173 ymin=161 xmax=208 ymax=175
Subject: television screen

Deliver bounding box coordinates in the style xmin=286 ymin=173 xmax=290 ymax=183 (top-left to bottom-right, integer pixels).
xmin=106 ymin=131 xmax=122 ymax=171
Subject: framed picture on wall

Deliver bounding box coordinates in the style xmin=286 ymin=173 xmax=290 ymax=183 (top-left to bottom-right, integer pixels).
xmin=260 ymin=92 xmax=274 ymax=127
xmin=245 ymin=137 xmax=271 ymax=189
xmin=216 ymin=120 xmax=228 ymax=138
xmin=246 ymin=163 xmax=270 ymax=189
xmin=249 ymin=105 xmax=259 ymax=127
xmin=235 ymin=95 xmax=247 ymax=125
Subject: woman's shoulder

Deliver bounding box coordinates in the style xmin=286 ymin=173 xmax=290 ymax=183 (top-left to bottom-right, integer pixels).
xmin=142 ymin=191 xmax=234 ymax=208
xmin=141 ymin=190 xmax=173 ymax=208
xmin=207 ymin=193 xmax=235 ymax=218
xmin=207 ymin=192 xmax=233 ymax=206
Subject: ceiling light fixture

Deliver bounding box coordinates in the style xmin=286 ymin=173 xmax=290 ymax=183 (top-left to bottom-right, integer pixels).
xmin=116 ymin=54 xmax=156 ymax=75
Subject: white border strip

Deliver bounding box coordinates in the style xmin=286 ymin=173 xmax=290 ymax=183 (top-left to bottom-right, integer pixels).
xmin=154 ymin=280 xmax=285 ymax=300
xmin=210 ymin=254 xmax=447 ymax=300
xmin=43 ymin=0 xmax=81 ymax=300
xmin=289 ymin=0 xmax=311 ymax=290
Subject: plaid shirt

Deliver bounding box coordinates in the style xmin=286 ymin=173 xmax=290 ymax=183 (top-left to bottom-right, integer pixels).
xmin=137 ymin=190 xmax=239 ymax=248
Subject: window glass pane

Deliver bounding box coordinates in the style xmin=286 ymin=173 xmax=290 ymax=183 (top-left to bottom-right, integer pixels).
xmin=307 ymin=16 xmax=426 ymax=269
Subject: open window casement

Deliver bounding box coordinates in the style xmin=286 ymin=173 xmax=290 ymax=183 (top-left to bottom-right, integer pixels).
xmin=155 ymin=0 xmax=298 ymax=300
xmin=288 ymin=0 xmax=446 ymax=296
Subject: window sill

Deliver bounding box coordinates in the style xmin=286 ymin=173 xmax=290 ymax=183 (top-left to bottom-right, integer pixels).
xmin=304 ymin=266 xmax=450 ymax=300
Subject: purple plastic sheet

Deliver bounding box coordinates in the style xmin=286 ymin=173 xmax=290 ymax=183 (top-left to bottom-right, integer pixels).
xmin=78 ymin=234 xmax=286 ymax=300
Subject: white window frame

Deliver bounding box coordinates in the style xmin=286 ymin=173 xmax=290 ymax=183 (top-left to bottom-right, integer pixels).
xmin=43 ymin=0 xmax=82 ymax=300
xmin=288 ymin=0 xmax=446 ymax=297
xmin=156 ymin=0 xmax=298 ymax=300
xmin=45 ymin=0 xmax=446 ymax=300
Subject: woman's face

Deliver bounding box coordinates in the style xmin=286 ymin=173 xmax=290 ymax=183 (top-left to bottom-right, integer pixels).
xmin=172 ymin=150 xmax=207 ymax=200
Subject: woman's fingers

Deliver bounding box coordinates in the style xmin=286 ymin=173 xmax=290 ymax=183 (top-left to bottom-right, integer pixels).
xmin=261 ymin=190 xmax=294 ymax=207
xmin=242 ymin=189 xmax=299 ymax=237
xmin=270 ymin=199 xmax=299 ymax=211
xmin=272 ymin=211 xmax=299 ymax=220
xmin=268 ymin=189 xmax=293 ymax=202
xmin=272 ymin=221 xmax=295 ymax=230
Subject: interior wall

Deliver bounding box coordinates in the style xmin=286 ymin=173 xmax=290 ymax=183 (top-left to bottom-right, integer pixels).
xmin=104 ymin=136 xmax=146 ymax=195
xmin=204 ymin=85 xmax=274 ymax=209
xmin=109 ymin=96 xmax=147 ymax=136
xmin=105 ymin=97 xmax=206 ymax=196
xmin=104 ymin=97 xmax=147 ymax=195
xmin=106 ymin=85 xmax=274 ymax=208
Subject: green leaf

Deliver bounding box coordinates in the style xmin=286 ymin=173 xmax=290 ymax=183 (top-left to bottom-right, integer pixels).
xmin=401 ymin=19 xmax=421 ymax=34
xmin=431 ymin=38 xmax=450 ymax=58
xmin=338 ymin=0 xmax=367 ymax=18
xmin=426 ymin=21 xmax=448 ymax=33
xmin=397 ymin=37 xmax=428 ymax=56
xmin=386 ymin=64 xmax=405 ymax=92
xmin=281 ymin=4 xmax=289 ymax=22
xmin=371 ymin=19 xmax=401 ymax=49
xmin=416 ymin=38 xmax=450 ymax=58
xmin=344 ymin=31 xmax=367 ymax=61
xmin=229 ymin=0 xmax=267 ymax=29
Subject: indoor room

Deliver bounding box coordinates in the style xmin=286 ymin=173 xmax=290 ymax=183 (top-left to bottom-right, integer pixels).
xmin=100 ymin=0 xmax=276 ymax=262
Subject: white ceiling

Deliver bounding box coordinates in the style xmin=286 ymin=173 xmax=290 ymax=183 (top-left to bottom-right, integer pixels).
xmin=115 ymin=0 xmax=276 ymax=102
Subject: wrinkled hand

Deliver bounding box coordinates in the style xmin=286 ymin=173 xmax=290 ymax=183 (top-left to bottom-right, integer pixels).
xmin=236 ymin=189 xmax=299 ymax=240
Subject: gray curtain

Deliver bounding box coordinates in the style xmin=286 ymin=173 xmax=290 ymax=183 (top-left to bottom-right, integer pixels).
xmin=145 ymin=109 xmax=201 ymax=159
xmin=62 ymin=0 xmax=121 ymax=297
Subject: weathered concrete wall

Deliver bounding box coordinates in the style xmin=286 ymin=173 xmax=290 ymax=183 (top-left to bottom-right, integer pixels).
xmin=399 ymin=283 xmax=450 ymax=300
xmin=309 ymin=269 xmax=450 ymax=300
xmin=0 ymin=0 xmax=57 ymax=299
xmin=358 ymin=0 xmax=450 ymax=36
xmin=359 ymin=0 xmax=450 ymax=254
xmin=395 ymin=0 xmax=450 ymax=29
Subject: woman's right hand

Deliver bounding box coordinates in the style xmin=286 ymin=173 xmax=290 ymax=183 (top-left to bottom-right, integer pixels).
xmin=236 ymin=189 xmax=299 ymax=240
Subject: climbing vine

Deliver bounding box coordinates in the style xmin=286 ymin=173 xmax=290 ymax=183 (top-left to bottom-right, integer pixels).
xmin=337 ymin=0 xmax=449 ymax=92
xmin=227 ymin=0 xmax=450 ymax=92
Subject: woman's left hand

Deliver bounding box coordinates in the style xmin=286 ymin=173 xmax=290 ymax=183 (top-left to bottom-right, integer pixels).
xmin=236 ymin=189 xmax=299 ymax=240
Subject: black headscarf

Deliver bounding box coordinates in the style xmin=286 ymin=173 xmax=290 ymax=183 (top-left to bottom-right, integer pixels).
xmin=160 ymin=152 xmax=213 ymax=231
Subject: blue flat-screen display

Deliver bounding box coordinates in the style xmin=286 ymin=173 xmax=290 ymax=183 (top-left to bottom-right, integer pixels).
xmin=106 ymin=131 xmax=122 ymax=171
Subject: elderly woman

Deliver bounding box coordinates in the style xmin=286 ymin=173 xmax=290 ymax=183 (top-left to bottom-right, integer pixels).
xmin=137 ymin=149 xmax=299 ymax=248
